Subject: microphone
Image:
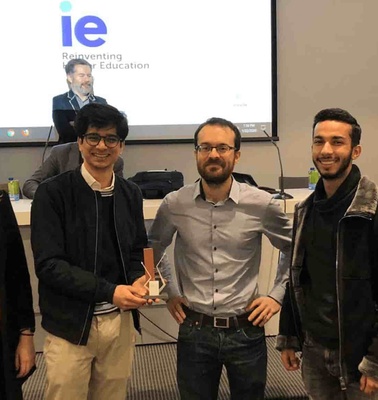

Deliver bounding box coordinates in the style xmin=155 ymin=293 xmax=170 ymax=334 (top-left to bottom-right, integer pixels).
xmin=42 ymin=125 xmax=54 ymax=164
xmin=263 ymin=130 xmax=293 ymax=200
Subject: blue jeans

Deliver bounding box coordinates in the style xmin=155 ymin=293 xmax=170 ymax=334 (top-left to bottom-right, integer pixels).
xmin=302 ymin=333 xmax=378 ymax=400
xmin=177 ymin=318 xmax=267 ymax=400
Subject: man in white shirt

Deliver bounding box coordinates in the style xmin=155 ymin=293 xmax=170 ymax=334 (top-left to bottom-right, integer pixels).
xmin=149 ymin=117 xmax=292 ymax=400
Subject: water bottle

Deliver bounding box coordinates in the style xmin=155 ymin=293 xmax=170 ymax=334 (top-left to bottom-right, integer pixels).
xmin=308 ymin=168 xmax=319 ymax=190
xmin=8 ymin=177 xmax=20 ymax=201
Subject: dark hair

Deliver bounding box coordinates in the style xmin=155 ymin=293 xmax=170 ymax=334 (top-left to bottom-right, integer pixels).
xmin=74 ymin=103 xmax=129 ymax=141
xmin=194 ymin=117 xmax=241 ymax=150
xmin=65 ymin=59 xmax=92 ymax=75
xmin=312 ymin=108 xmax=361 ymax=146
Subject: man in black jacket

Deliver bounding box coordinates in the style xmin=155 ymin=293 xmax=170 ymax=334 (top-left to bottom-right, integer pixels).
xmin=53 ymin=58 xmax=107 ymax=143
xmin=31 ymin=103 xmax=150 ymax=400
xmin=277 ymin=108 xmax=378 ymax=399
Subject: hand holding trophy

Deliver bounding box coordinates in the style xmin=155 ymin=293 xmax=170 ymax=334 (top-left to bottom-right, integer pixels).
xmin=142 ymin=248 xmax=167 ymax=299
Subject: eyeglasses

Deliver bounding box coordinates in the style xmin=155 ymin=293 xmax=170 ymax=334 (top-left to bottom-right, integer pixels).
xmin=195 ymin=144 xmax=236 ymax=154
xmin=82 ymin=133 xmax=121 ymax=148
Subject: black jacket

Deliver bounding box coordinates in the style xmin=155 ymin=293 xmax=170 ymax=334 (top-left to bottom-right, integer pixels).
xmin=277 ymin=174 xmax=378 ymax=386
xmin=31 ymin=168 xmax=147 ymax=345
xmin=0 ymin=191 xmax=35 ymax=399
xmin=52 ymin=90 xmax=107 ymax=143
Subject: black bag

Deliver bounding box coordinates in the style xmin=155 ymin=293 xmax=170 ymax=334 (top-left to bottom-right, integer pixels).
xmin=128 ymin=170 xmax=184 ymax=199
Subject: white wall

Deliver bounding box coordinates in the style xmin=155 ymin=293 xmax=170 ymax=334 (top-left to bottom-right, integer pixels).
xmin=1 ymin=0 xmax=378 ymax=189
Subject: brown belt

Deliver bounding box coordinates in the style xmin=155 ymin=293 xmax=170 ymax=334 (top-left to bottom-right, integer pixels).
xmin=182 ymin=305 xmax=261 ymax=330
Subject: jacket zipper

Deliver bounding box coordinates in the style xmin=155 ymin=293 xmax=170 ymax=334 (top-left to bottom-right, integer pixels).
xmin=77 ymin=190 xmax=99 ymax=345
xmin=336 ymin=213 xmax=372 ymax=391
xmin=113 ymin=192 xmax=129 ymax=285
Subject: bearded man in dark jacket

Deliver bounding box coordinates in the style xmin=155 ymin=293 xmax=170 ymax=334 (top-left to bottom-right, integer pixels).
xmin=277 ymin=108 xmax=378 ymax=399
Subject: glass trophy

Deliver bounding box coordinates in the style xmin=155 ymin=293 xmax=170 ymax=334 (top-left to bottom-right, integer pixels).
xmin=142 ymin=248 xmax=166 ymax=299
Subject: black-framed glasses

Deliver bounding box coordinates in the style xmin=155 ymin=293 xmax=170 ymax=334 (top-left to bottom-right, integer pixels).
xmin=195 ymin=144 xmax=236 ymax=154
xmin=82 ymin=133 xmax=121 ymax=148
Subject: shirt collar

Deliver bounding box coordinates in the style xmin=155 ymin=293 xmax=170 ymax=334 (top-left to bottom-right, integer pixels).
xmin=68 ymin=90 xmax=91 ymax=106
xmin=81 ymin=164 xmax=115 ymax=192
xmin=228 ymin=177 xmax=240 ymax=203
xmin=76 ymin=94 xmax=90 ymax=109
xmin=193 ymin=177 xmax=240 ymax=204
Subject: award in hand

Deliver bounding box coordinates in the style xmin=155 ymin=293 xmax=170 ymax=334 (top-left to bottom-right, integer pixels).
xmin=142 ymin=248 xmax=166 ymax=299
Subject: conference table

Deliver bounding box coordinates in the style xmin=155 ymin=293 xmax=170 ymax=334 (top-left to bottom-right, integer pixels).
xmin=12 ymin=188 xmax=311 ymax=351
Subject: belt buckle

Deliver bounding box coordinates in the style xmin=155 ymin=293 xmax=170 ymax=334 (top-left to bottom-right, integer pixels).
xmin=214 ymin=317 xmax=229 ymax=328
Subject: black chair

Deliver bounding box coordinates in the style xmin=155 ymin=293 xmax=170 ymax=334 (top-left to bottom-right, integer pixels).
xmin=232 ymin=172 xmax=258 ymax=187
xmin=233 ymin=172 xmax=280 ymax=195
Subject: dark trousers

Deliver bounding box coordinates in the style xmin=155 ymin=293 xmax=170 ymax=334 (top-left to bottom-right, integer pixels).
xmin=177 ymin=317 xmax=267 ymax=400
xmin=302 ymin=333 xmax=377 ymax=400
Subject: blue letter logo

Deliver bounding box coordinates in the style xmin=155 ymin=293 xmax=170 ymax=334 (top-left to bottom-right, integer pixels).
xmin=60 ymin=1 xmax=107 ymax=47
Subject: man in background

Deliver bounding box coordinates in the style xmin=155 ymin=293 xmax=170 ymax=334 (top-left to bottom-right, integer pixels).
xmin=22 ymin=141 xmax=124 ymax=199
xmin=149 ymin=117 xmax=292 ymax=400
xmin=277 ymin=108 xmax=378 ymax=399
xmin=31 ymin=103 xmax=150 ymax=400
xmin=53 ymin=58 xmax=107 ymax=143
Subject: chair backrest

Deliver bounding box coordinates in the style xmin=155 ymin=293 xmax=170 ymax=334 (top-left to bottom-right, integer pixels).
xmin=279 ymin=176 xmax=308 ymax=189
xmin=232 ymin=172 xmax=258 ymax=187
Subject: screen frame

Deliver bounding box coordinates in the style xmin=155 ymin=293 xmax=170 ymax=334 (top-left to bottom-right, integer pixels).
xmin=0 ymin=0 xmax=277 ymax=147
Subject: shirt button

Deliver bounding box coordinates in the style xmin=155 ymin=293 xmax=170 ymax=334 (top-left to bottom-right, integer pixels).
xmin=214 ymin=307 xmax=217 ymax=310
xmin=214 ymin=225 xmax=217 ymax=229
xmin=214 ymin=247 xmax=217 ymax=251
xmin=215 ymin=289 xmax=218 ymax=293
xmin=215 ymin=269 xmax=218 ymax=273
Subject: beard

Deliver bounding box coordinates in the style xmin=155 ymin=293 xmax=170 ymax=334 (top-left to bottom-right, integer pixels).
xmin=197 ymin=159 xmax=233 ymax=185
xmin=315 ymin=151 xmax=353 ymax=180
xmin=71 ymin=82 xmax=93 ymax=97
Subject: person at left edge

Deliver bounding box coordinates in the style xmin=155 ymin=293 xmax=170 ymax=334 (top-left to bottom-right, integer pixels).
xmin=31 ymin=103 xmax=151 ymax=400
xmin=0 ymin=190 xmax=36 ymax=400
xmin=53 ymin=58 xmax=107 ymax=144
